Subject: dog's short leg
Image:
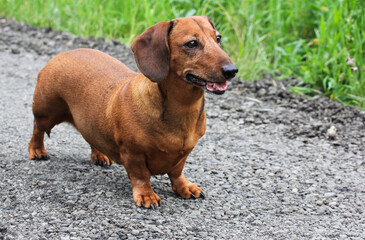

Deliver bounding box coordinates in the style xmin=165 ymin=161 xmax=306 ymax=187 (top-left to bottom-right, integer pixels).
xmin=168 ymin=160 xmax=206 ymax=199
xmin=122 ymin=152 xmax=161 ymax=209
xmin=28 ymin=120 xmax=50 ymax=160
xmin=131 ymin=177 xmax=161 ymax=209
xmin=29 ymin=80 xmax=73 ymax=160
xmin=90 ymin=146 xmax=112 ymax=167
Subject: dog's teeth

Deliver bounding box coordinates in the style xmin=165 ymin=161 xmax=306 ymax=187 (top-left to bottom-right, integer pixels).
xmin=213 ymin=83 xmax=216 ymax=89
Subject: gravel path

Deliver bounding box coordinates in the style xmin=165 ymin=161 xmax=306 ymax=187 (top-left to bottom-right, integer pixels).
xmin=0 ymin=18 xmax=364 ymax=240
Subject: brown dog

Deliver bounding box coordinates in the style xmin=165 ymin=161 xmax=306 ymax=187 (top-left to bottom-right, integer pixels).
xmin=28 ymin=16 xmax=237 ymax=209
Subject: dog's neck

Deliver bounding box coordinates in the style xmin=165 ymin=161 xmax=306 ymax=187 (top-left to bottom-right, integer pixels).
xmin=157 ymin=73 xmax=205 ymax=128
xmin=159 ymin=73 xmax=204 ymax=106
xmin=128 ymin=73 xmax=205 ymax=121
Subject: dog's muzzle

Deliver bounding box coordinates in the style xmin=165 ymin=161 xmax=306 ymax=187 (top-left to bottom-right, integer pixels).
xmin=185 ymin=73 xmax=228 ymax=95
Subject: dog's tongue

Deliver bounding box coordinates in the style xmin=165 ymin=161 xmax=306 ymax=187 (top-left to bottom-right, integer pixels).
xmin=206 ymin=81 xmax=228 ymax=92
xmin=216 ymin=81 xmax=228 ymax=91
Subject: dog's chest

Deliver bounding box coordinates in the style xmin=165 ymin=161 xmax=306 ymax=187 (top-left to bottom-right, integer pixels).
xmin=155 ymin=130 xmax=200 ymax=154
xmin=147 ymin=136 xmax=197 ymax=175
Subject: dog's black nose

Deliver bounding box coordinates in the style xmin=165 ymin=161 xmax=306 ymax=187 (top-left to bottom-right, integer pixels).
xmin=221 ymin=64 xmax=238 ymax=79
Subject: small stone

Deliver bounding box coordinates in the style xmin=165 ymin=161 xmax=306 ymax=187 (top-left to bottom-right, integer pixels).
xmin=329 ymin=202 xmax=338 ymax=208
xmin=257 ymin=88 xmax=267 ymax=97
xmin=0 ymin=223 xmax=7 ymax=233
xmin=324 ymin=192 xmax=336 ymax=198
xmin=252 ymin=220 xmax=263 ymax=225
xmin=220 ymin=104 xmax=231 ymax=110
xmin=245 ymin=116 xmax=255 ymax=123
xmin=131 ymin=229 xmax=139 ymax=235
xmin=11 ymin=48 xmax=20 ymax=54
xmin=327 ymin=125 xmax=337 ymax=139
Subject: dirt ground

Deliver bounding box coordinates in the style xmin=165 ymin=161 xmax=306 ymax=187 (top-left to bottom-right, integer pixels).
xmin=0 ymin=18 xmax=364 ymax=240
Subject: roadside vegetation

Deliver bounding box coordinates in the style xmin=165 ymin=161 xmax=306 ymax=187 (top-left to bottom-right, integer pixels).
xmin=1 ymin=0 xmax=364 ymax=108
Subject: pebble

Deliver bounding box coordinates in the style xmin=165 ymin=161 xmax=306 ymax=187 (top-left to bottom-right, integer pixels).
xmin=11 ymin=47 xmax=20 ymax=54
xmin=324 ymin=192 xmax=336 ymax=198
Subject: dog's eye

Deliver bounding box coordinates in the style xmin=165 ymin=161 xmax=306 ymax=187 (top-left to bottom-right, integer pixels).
xmin=216 ymin=35 xmax=222 ymax=45
xmin=185 ymin=40 xmax=199 ymax=49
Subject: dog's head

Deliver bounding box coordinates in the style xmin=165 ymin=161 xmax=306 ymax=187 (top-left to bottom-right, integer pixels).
xmin=131 ymin=16 xmax=237 ymax=95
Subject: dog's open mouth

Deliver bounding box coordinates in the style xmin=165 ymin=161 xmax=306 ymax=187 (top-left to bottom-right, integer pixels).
xmin=185 ymin=73 xmax=228 ymax=95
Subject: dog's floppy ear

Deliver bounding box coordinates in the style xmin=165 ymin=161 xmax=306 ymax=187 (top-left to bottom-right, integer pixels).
xmin=131 ymin=21 xmax=172 ymax=82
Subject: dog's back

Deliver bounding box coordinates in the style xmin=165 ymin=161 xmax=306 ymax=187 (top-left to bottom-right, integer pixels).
xmin=30 ymin=49 xmax=137 ymax=159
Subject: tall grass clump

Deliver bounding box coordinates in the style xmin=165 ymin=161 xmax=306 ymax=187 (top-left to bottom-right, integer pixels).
xmin=1 ymin=0 xmax=364 ymax=108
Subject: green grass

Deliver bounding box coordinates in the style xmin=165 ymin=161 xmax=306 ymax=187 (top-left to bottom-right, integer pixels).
xmin=1 ymin=0 xmax=364 ymax=109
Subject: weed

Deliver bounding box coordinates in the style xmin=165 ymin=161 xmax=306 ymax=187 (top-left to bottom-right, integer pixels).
xmin=1 ymin=0 xmax=364 ymax=108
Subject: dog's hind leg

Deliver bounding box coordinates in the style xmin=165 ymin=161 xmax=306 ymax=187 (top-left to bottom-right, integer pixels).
xmin=28 ymin=80 xmax=72 ymax=160
xmin=90 ymin=146 xmax=112 ymax=167
xmin=28 ymin=119 xmax=51 ymax=160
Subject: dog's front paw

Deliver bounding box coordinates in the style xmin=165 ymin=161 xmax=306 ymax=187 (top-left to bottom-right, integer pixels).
xmin=29 ymin=148 xmax=50 ymax=161
xmin=174 ymin=182 xmax=206 ymax=199
xmin=170 ymin=175 xmax=206 ymax=199
xmin=133 ymin=188 xmax=161 ymax=209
